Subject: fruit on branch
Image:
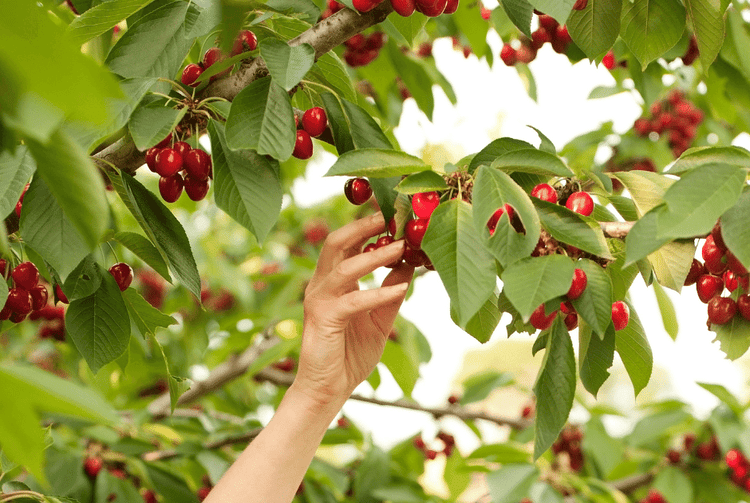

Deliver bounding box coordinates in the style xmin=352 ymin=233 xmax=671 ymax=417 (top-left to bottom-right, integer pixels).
xmin=0 ymin=259 xmax=6 ymax=277
xmin=412 ymin=191 xmax=440 ymax=219
xmin=566 ymin=268 xmax=587 ymax=300
xmin=487 ymin=204 xmax=514 ymax=235
xmin=707 ymin=296 xmax=737 ymax=325
xmin=391 ymin=0 xmax=416 ymax=18
xmin=353 ymin=0 xmax=380 ymax=13
xmin=404 ymin=218 xmax=428 ymax=249
xmin=425 ymin=449 xmax=438 ymax=460
xmin=723 ymin=270 xmax=747 ymax=292
xmin=696 ymin=274 xmax=723 ymax=303
xmin=232 ymin=30 xmax=258 ymax=56
xmin=403 ymin=246 xmax=428 ymax=267
xmin=632 ymin=90 xmax=704 ymax=157
xmin=702 ymin=235 xmax=727 ymax=275
xmin=363 ymin=242 xmax=377 ymax=253
xmin=181 ymin=64 xmax=203 ymax=87
xmin=480 ymin=5 xmax=491 ymax=20
xmin=109 ymin=263 xmax=134 ymax=291
xmin=564 ymin=312 xmax=578 ymax=330
xmin=666 ymin=449 xmax=681 ymax=464
xmin=302 ymin=107 xmax=328 ymax=138
xmin=12 ymin=262 xmax=39 ymax=290
xmin=155 ymin=148 xmax=183 ymax=177
xmin=184 ymin=149 xmax=212 ymax=180
xmin=552 ymin=425 xmax=584 ymax=472
xmin=529 ymin=304 xmax=557 ymax=330
xmin=682 ymin=35 xmax=699 ymax=65
xmin=572 ymin=0 xmax=588 ymax=9
xmin=344 ymin=178 xmax=373 ymax=205
xmin=738 ymin=295 xmax=750 ymax=321
xmin=159 ymin=173 xmax=184 ymax=203
xmin=565 ymin=191 xmax=594 ymax=217
xmin=55 ymin=284 xmax=69 ymax=304
xmin=443 ymin=0 xmax=459 ymax=14
xmin=15 ymin=183 xmax=29 ymax=218
xmin=29 ymin=284 xmax=49 ymax=311
xmin=84 ymin=456 xmax=103 ymax=478
xmin=684 ymin=258 xmax=705 ymax=286
xmin=640 ymin=489 xmax=666 ymax=503
xmin=611 ymin=301 xmax=629 ymax=330
xmin=388 ymin=218 xmax=397 ymax=236
xmin=6 ymin=288 xmax=33 ymax=316
xmin=711 ymin=221 xmax=727 ymax=251
xmin=142 ymin=490 xmax=158 ymax=503
xmin=415 ymin=0 xmax=448 ymax=17
xmin=197 ymin=486 xmax=211 ymax=501
xmin=500 ymin=44 xmax=517 ymax=66
xmin=530 ymin=183 xmax=557 ymax=203
xmin=726 ymin=250 xmax=748 ymax=276
xmin=292 ymin=130 xmax=313 ymax=160
xmin=447 ymin=394 xmax=459 ymax=404
xmin=602 ymin=50 xmax=615 ymax=70
xmin=145 ymin=147 xmax=160 ymax=172
xmin=184 ymin=176 xmax=211 ymax=201
xmin=343 ymin=32 xmax=385 ymax=67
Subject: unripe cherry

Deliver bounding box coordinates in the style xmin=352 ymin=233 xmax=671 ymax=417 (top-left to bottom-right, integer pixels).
xmin=292 ymin=130 xmax=313 ymax=160
xmin=412 ymin=192 xmax=440 ymax=219
xmin=565 ymin=191 xmax=594 ymax=216
xmin=611 ymin=301 xmax=629 ymax=330
xmin=344 ymin=178 xmax=372 ymax=205
xmin=531 ymin=183 xmax=557 ymax=203
xmin=567 ymin=268 xmax=587 ymax=300
xmin=302 ymin=107 xmax=328 ymax=137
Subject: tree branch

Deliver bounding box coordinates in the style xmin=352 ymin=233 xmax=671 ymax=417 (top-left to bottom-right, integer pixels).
xmin=141 ymin=428 xmax=263 ymax=462
xmin=600 ymin=221 xmax=635 ymax=239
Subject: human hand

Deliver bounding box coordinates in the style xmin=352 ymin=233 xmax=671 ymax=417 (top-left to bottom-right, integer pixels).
xmin=293 ymin=212 xmax=414 ymax=407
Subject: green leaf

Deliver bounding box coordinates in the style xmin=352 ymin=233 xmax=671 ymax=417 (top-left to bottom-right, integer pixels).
xmin=123 ymin=288 xmax=176 ymax=338
xmin=260 ymin=39 xmax=315 ymax=91
xmin=487 ymin=464 xmax=538 ymax=503
xmin=685 ymin=0 xmax=727 ymax=70
xmin=20 ymin=177 xmax=91 ymax=280
xmin=570 ymin=259 xmax=613 ymax=337
xmin=533 ymin=199 xmax=612 ymax=259
xmin=68 ymin=0 xmax=158 ymax=45
xmin=66 ymin=267 xmax=131 ymax=373
xmin=582 ymin=417 xmax=624 ymax=477
xmin=533 ymin=320 xmax=575 ymax=459
xmin=144 ymin=463 xmax=199 ymax=503
xmin=63 ymin=254 xmax=103 ymax=301
xmin=208 ymin=120 xmax=283 ymax=243
xmin=657 ymin=163 xmax=745 ymax=239
xmin=652 ymin=466 xmax=694 ymax=503
xmin=0 ymin=276 xmax=7 ymax=309
xmin=386 ymin=41 xmax=434 ymax=120
xmin=578 ymin=322 xmax=615 ymax=396
xmin=308 ymin=52 xmax=357 ymax=103
xmin=128 ymin=101 xmax=187 ymax=151
xmin=668 ymin=146 xmax=750 ymax=174
xmin=698 ymin=382 xmax=743 ymax=417
xmin=460 ymin=371 xmax=514 ymax=404
xmin=501 ymin=0 xmax=533 ymax=37
xmin=527 ymin=0 xmax=575 ymax=23
xmin=653 ymin=281 xmax=678 ymax=339
xmin=384 ymin=12 xmax=428 ymax=45
xmin=395 ymin=171 xmax=448 ymax=194
xmin=502 ymin=255 xmax=575 ymax=321
xmin=473 ymin=166 xmax=541 ymax=267
xmin=354 ymin=446 xmax=391 ymax=503
xmin=621 ymin=0 xmax=686 ymax=69
xmin=26 ymin=129 xmax=108 ymax=250
xmin=711 ymin=314 xmax=750 ymax=361
xmin=613 ymin=170 xmax=674 ymax=216
xmin=381 ymin=341 xmax=419 ymax=397
xmin=452 ymin=0 xmax=490 ymax=58
xmin=721 ymin=190 xmax=750 ymax=274
xmin=528 ymin=126 xmax=556 ymax=155
xmin=624 ymin=209 xmax=670 ymax=265
xmin=0 ymin=146 xmax=34 ymax=219
xmin=95 ymin=469 xmax=143 ymax=502
xmin=459 ymin=294 xmax=502 ymax=344
xmin=467 ymin=443 xmax=531 ymax=464
xmin=648 ymin=238 xmax=695 ymax=292
xmin=225 ymin=76 xmax=296 ymax=160
xmin=567 ymin=0 xmax=622 ymax=59
xmin=114 ymin=172 xmax=201 ymax=300
xmin=422 ymin=199 xmax=496 ymax=327
xmin=614 ymin=301 xmax=652 ymax=396
xmin=113 ymin=231 xmax=171 ymax=281
xmin=445 ymin=451 xmax=472 ymax=500
xmin=491 ymin=149 xmax=572 ymax=177
xmin=324 ymin=149 xmax=428 ymax=178
xmin=320 ymin=93 xmax=355 ymax=154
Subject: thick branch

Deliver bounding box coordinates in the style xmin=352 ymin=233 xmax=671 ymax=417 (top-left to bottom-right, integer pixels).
xmin=601 ymin=221 xmax=635 ymax=239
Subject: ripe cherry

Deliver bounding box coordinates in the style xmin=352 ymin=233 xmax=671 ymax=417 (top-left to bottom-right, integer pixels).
xmin=84 ymin=457 xmax=103 ymax=478
xmin=529 ymin=304 xmax=557 ymax=330
xmin=531 ymin=183 xmax=557 ymax=203
xmin=391 ymin=0 xmax=416 ymax=16
xmin=55 ymin=284 xmax=69 ymax=304
xmin=172 ymin=141 xmax=191 ymax=158
xmin=487 ymin=204 xmax=514 ymax=234
xmin=707 ymin=296 xmax=737 ymax=325
xmin=363 ymin=243 xmax=377 ymax=253
xmin=0 ymin=305 xmax=11 ymax=321
xmin=181 ymin=64 xmax=203 ymax=87
xmin=12 ymin=262 xmax=39 ymax=290
xmin=417 ymin=0 xmax=448 ymax=16
xmin=500 ymin=44 xmax=517 ymax=66
xmin=145 ymin=147 xmax=161 ymax=172
xmin=404 ymin=218 xmax=428 ymax=249
xmin=738 ymin=295 xmax=750 ymax=321
xmin=565 ymin=191 xmax=594 ymax=216
xmin=724 ymin=270 xmax=744 ymax=292
xmin=202 ymin=47 xmax=223 ymax=69
xmin=443 ymin=0 xmax=459 ymax=14
xmin=684 ymin=258 xmax=705 ymax=286
xmin=109 ymin=263 xmax=134 ymax=291
xmin=425 ymin=449 xmax=438 ymax=460
xmin=143 ymin=490 xmax=158 ymax=503
xmin=702 ymin=235 xmax=727 ymax=275
xmin=159 ymin=173 xmax=184 ymax=203
xmin=353 ymin=0 xmax=379 ymax=12
xmin=696 ymin=274 xmax=724 ymax=303
xmin=154 ymin=148 xmax=183 ymax=177
xmin=302 ymin=107 xmax=328 ymax=137
xmin=412 ymin=192 xmax=440 ymax=219
xmin=0 ymin=259 xmax=6 ymax=277
xmin=611 ymin=301 xmax=629 ymax=330
xmin=232 ymin=30 xmax=258 ymax=55
xmin=666 ymin=449 xmax=681 ymax=464
xmin=726 ymin=251 xmax=748 ymax=277
xmin=184 ymin=176 xmax=210 ymax=201
xmin=292 ymin=129 xmax=313 ymax=160
xmin=567 ymin=268 xmax=587 ymax=300
xmin=711 ymin=221 xmax=727 ymax=251
xmin=403 ymin=246 xmax=428 ymax=267
xmin=388 ymin=218 xmax=397 ymax=236
xmin=29 ymin=285 xmax=48 ymax=311
xmin=564 ymin=312 xmax=578 ymax=331
xmin=726 ymin=448 xmax=744 ymax=468
xmin=344 ymin=178 xmax=372 ymax=205
xmin=184 ymin=149 xmax=212 ymax=180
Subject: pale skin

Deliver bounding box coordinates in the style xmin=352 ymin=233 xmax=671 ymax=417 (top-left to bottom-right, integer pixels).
xmin=204 ymin=212 xmax=414 ymax=503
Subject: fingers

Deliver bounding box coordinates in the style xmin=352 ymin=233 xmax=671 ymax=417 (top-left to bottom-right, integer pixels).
xmin=326 ymin=282 xmax=408 ymax=324
xmin=315 ymin=213 xmax=385 ymax=278
xmin=370 ymin=262 xmax=415 ymax=333
xmin=324 ymin=240 xmax=406 ymax=294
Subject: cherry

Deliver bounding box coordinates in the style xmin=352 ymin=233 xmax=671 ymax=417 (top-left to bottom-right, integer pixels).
xmin=487 ymin=204 xmax=514 ymax=234
xmin=184 ymin=176 xmax=210 ymax=201
xmin=302 ymin=107 xmax=327 ymax=137
xmin=109 ymin=468 xmax=127 ymax=479
xmin=726 ymin=251 xmax=748 ymax=276
xmin=425 ymin=449 xmax=438 ymax=460
xmin=181 ymin=64 xmax=203 ymax=87
xmin=611 ymin=301 xmax=629 ymax=330
xmin=143 ymin=490 xmax=158 ymax=503
xmin=447 ymin=395 xmax=459 ymax=404
xmin=29 ymin=284 xmax=48 ymax=311
xmin=565 ymin=191 xmax=594 ymax=216
xmin=232 ymin=30 xmax=258 ymax=55
xmin=337 ymin=417 xmax=350 ymax=428
xmin=197 ymin=487 xmax=211 ymax=501
xmin=392 ymin=0 xmax=416 ymax=16
xmin=696 ymin=274 xmax=724 ymax=303
xmin=702 ymin=235 xmax=727 ymax=275
xmin=172 ymin=141 xmax=191 ymax=158
xmin=9 ymin=311 xmax=27 ymax=323
xmin=711 ymin=221 xmax=727 ymax=251
xmin=145 ymin=147 xmax=161 ymax=172
xmin=413 ymin=436 xmax=426 ymax=450
xmin=363 ymin=243 xmax=377 ymax=253
xmin=560 ymin=300 xmax=575 ymax=314
xmin=572 ymin=0 xmax=588 ymax=9
xmin=344 ymin=178 xmax=372 ymax=205
xmin=403 ymin=246 xmax=428 ymax=267
xmin=292 ymin=129 xmax=313 ymax=160
xmin=417 ymin=0 xmax=448 ymax=16
xmin=55 ymin=284 xmax=69 ymax=304
xmin=567 ymin=268 xmax=587 ymax=300
xmin=738 ymin=295 xmax=750 ymax=321
xmin=412 ymin=192 xmax=440 ymax=219
xmin=602 ymin=50 xmax=615 ymax=70
xmin=564 ymin=312 xmax=578 ymax=331
xmin=529 ymin=304 xmax=557 ymax=330
xmin=353 ymin=0 xmax=379 ymax=12
xmin=202 ymin=47 xmax=223 ymax=69
xmin=84 ymin=457 xmax=103 ymax=478
xmin=646 ymin=489 xmax=665 ymax=503
xmin=443 ymin=0 xmax=459 ymax=14
xmin=724 ymin=270 xmax=743 ymax=292
xmin=666 ymin=449 xmax=681 ymax=464
xmin=500 ymin=44 xmax=517 ymax=66
xmin=530 ymin=183 xmax=557 ymax=203
xmin=684 ymin=258 xmax=705 ymax=286
xmin=726 ymin=448 xmax=744 ymax=469
xmin=15 ymin=183 xmax=29 ymax=218
xmin=154 ymin=148 xmax=183 ymax=177
xmin=184 ymin=149 xmax=212 ymax=180
xmin=376 ymin=235 xmax=394 ymax=248
xmin=0 ymin=259 xmax=6 ymax=277
xmin=388 ymin=218 xmax=397 ymax=236
xmin=0 ymin=305 xmax=11 ymax=321
xmin=708 ymin=296 xmax=737 ymax=325
xmin=12 ymin=262 xmax=39 ymax=290
xmin=404 ymin=218 xmax=429 ymax=249
xmin=344 ymin=34 xmax=367 ymax=51
xmin=109 ymin=263 xmax=134 ymax=291
xmin=159 ymin=173 xmax=184 ymax=203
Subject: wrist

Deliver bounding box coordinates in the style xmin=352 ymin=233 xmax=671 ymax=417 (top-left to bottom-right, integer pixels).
xmin=287 ymin=380 xmax=347 ymax=419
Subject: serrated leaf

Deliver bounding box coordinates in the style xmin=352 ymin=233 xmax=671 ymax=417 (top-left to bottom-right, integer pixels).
xmin=308 ymin=51 xmax=356 ymax=102
xmin=66 ymin=267 xmax=130 ymax=373
xmin=685 ymin=0 xmax=727 ymax=70
xmin=325 ymin=149 xmax=428 ymax=178
xmin=0 ymin=146 xmax=35 ymax=218
xmin=458 ymin=294 xmax=502 ymax=344
xmin=668 ymin=146 xmax=750 ymax=174
xmin=533 ymin=199 xmax=612 ymax=259
xmin=570 ymin=259 xmax=613 ymax=337
xmin=620 ymin=0 xmax=686 ymax=69
xmin=711 ymin=314 xmax=750 ymax=360
xmin=502 ymin=255 xmax=575 ymax=321
xmin=501 ymin=0 xmax=533 ymax=37
xmin=422 ymin=200 xmax=496 ymax=327
xmin=68 ymin=0 xmax=158 ymax=45
xmin=260 ymin=39 xmax=315 ymax=91
xmin=720 ymin=190 xmax=750 ymax=274
xmin=386 ymin=41 xmax=434 ymax=120
xmin=567 ymin=0 xmax=621 ymax=59
xmin=491 ymin=149 xmax=573 ymax=177
xmin=614 ymin=301 xmax=652 ymax=396
xmin=533 ymin=318 xmax=576 ymax=458
xmin=395 ymin=171 xmax=448 ymax=194
xmin=614 ymin=170 xmax=674 ymax=216
xmin=528 ymin=0 xmax=575 ymax=23
xmin=648 ymin=239 xmax=694 ymax=292
xmin=208 ymin=120 xmax=283 ymax=243
xmin=63 ymin=254 xmax=103 ymax=301
xmin=113 ymin=231 xmax=171 ymax=281
xmin=320 ymin=92 xmax=355 ymax=154
xmin=469 ymin=139 xmax=535 ymax=173
xmin=579 ymin=322 xmax=615 ymax=396
xmin=225 ymin=76 xmax=296 ymax=160
xmin=128 ymin=101 xmax=187 ymax=151
xmin=123 ymin=288 xmax=176 ymax=338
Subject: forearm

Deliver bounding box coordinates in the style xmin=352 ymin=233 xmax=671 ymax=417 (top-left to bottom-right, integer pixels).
xmin=205 ymin=383 xmax=345 ymax=503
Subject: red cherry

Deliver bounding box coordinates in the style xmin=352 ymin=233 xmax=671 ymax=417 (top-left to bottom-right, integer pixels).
xmin=425 ymin=449 xmax=438 ymax=460
xmin=412 ymin=192 xmax=440 ymax=219
xmin=154 ymin=148 xmax=183 ymax=177
xmin=404 ymin=218 xmax=429 ymax=249
xmin=565 ymin=192 xmax=594 ymax=216
xmin=696 ymin=274 xmax=724 ymax=303
xmin=232 ymin=30 xmax=258 ymax=55
xmin=181 ymin=64 xmax=203 ymax=87
xmin=0 ymin=259 xmax=6 ymax=277
xmin=487 ymin=204 xmax=514 ymax=233
xmin=15 ymin=183 xmax=29 ymax=218
xmin=702 ymin=235 xmax=727 ymax=275
xmin=416 ymin=0 xmax=447 ymax=16
xmin=84 ymin=457 xmax=103 ymax=478
xmin=197 ymin=486 xmax=211 ymax=501
xmin=202 ymin=47 xmax=223 ymax=69
xmin=292 ymin=130 xmax=313 ymax=160
xmin=391 ymin=0 xmax=417 ymax=14
xmin=145 ymin=147 xmax=161 ymax=172
xmin=184 ymin=149 xmax=212 ymax=180
xmin=29 ymin=284 xmax=49 ymax=311
xmin=572 ymin=0 xmax=588 ymax=9
xmin=159 ymin=173 xmax=184 ymax=203
xmin=601 ymin=50 xmax=615 ymax=70
xmin=344 ymin=34 xmax=366 ymax=51
xmin=55 ymin=284 xmax=69 ymax=304
xmin=666 ymin=449 xmax=681 ymax=464
xmin=109 ymin=263 xmax=134 ymax=291
xmin=646 ymin=489 xmax=665 ymax=503
xmin=529 ymin=304 xmax=557 ymax=330
xmin=9 ymin=311 xmax=27 ymax=323
xmin=376 ymin=235 xmax=395 ymax=248
xmin=184 ymin=176 xmax=210 ymax=201
xmin=567 ymin=268 xmax=587 ymax=300
xmin=560 ymin=300 xmax=575 ymax=314
xmin=538 ymin=14 xmax=558 ymax=32
xmin=363 ymin=243 xmax=377 ymax=253
xmin=711 ymin=221 xmax=727 ymax=251
xmin=530 ymin=183 xmax=557 ymax=203
xmin=388 ymin=218 xmax=397 ymax=236
xmin=443 ymin=0 xmax=459 ymax=14
xmin=0 ymin=304 xmax=11 ymax=321
xmin=12 ymin=262 xmax=39 ymax=290
xmin=500 ymin=44 xmax=517 ymax=66
xmin=564 ymin=312 xmax=578 ymax=331
xmin=109 ymin=468 xmax=127 ymax=480
xmin=726 ymin=448 xmax=744 ymax=469
xmin=611 ymin=301 xmax=629 ymax=330
xmin=724 ymin=270 xmax=741 ymax=292
xmin=353 ymin=0 xmax=379 ymax=12
xmin=143 ymin=490 xmax=158 ymax=503
xmin=302 ymin=107 xmax=327 ymax=138
xmin=726 ymin=251 xmax=748 ymax=277
xmin=684 ymin=258 xmax=705 ymax=286
xmin=344 ymin=178 xmax=372 ymax=205
xmin=708 ymin=296 xmax=737 ymax=325
xmin=172 ymin=141 xmax=191 ymax=158
xmin=738 ymin=295 xmax=750 ymax=321
xmin=403 ymin=246 xmax=427 ymax=267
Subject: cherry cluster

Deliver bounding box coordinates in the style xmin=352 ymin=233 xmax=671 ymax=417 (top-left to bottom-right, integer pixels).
xmin=412 ymin=431 xmax=455 ymax=459
xmin=0 ymin=261 xmax=48 ymax=323
xmin=293 ymin=106 xmax=328 ymax=160
xmin=145 ymin=133 xmax=213 ymax=203
xmin=726 ymin=448 xmax=750 ymax=493
xmin=321 ymin=0 xmax=344 ymax=18
xmin=343 ymin=32 xmax=385 ymax=67
xmin=389 ymin=0 xmax=458 ymax=18
xmin=200 ymin=285 xmax=236 ymax=312
xmin=684 ymin=222 xmax=749 ymax=327
xmin=397 ymin=192 xmax=440 ymax=268
xmin=551 ymin=425 xmax=584 ymax=472
xmin=638 ymin=490 xmax=667 ymax=503
xmin=500 ymin=14 xmax=573 ymax=66
xmin=181 ymin=30 xmax=257 ymax=87
xmin=633 ymin=90 xmax=704 ymax=158
xmin=32 ymin=305 xmax=66 ymax=341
